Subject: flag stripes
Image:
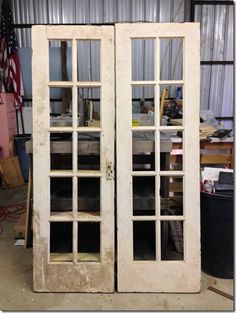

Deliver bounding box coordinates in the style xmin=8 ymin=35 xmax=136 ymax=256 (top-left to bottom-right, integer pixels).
xmin=0 ymin=0 xmax=24 ymax=111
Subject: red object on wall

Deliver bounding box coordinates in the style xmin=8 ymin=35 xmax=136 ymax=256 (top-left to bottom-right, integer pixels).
xmin=0 ymin=93 xmax=17 ymax=158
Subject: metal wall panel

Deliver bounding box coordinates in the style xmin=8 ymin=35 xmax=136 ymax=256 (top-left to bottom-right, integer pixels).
xmin=11 ymin=0 xmax=21 ymax=23
xmin=195 ymin=5 xmax=215 ymax=60
xmin=48 ymin=0 xmax=62 ymax=23
xmin=11 ymin=0 xmax=188 ymax=25
xmin=131 ymin=0 xmax=145 ymax=21
xmin=195 ymin=5 xmax=234 ymax=61
xmin=16 ymin=28 xmax=31 ymax=47
xmin=201 ymin=64 xmax=233 ymax=117
xmin=34 ymin=0 xmax=48 ymax=24
xmin=9 ymin=0 xmax=233 ymax=121
xmin=13 ymin=0 xmax=188 ymax=101
xmin=225 ymin=6 xmax=234 ymax=60
xmin=213 ymin=5 xmax=227 ymax=60
xmin=117 ymin=0 xmax=131 ymax=21
xmin=75 ymin=0 xmax=90 ymax=23
xmin=104 ymin=0 xmax=117 ymax=22
xmin=11 ymin=0 xmax=188 ymax=41
xmin=195 ymin=4 xmax=233 ymax=121
xmin=173 ymin=0 xmax=185 ymax=22
xmin=221 ymin=65 xmax=233 ymax=116
xmin=144 ymin=0 xmax=159 ymax=22
xmin=200 ymin=65 xmax=211 ymax=111
xmin=62 ymin=0 xmax=75 ymax=23
xmin=159 ymin=0 xmax=172 ymax=22
xmin=209 ymin=65 xmax=225 ymax=116
xmin=89 ymin=0 xmax=104 ymax=23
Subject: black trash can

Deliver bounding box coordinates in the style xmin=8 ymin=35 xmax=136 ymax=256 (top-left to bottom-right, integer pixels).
xmin=201 ymin=191 xmax=234 ymax=278
xmin=14 ymin=134 xmax=31 ymax=182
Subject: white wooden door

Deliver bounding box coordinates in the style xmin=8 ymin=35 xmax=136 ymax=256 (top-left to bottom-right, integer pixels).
xmin=116 ymin=23 xmax=200 ymax=292
xmin=32 ymin=26 xmax=115 ymax=292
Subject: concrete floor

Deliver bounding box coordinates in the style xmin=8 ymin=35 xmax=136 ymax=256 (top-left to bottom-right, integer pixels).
xmin=0 ymin=184 xmax=234 ymax=311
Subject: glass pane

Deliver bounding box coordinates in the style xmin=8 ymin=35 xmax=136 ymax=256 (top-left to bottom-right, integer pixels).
xmin=77 ymin=40 xmax=100 ymax=81
xmin=161 ymin=221 xmax=184 ymax=261
xmin=133 ymin=176 xmax=155 ymax=216
xmin=133 ymin=221 xmax=156 ymax=260
xmin=78 ymin=88 xmax=100 ymax=127
xmin=132 ymin=131 xmax=155 ymax=171
xmin=50 ymin=87 xmax=72 ymax=127
xmin=132 ymin=85 xmax=155 ymax=126
xmin=160 ymin=176 xmax=183 ymax=216
xmin=50 ymin=222 xmax=73 ymax=262
xmin=159 ymin=84 xmax=183 ymax=126
xmin=50 ymin=177 xmax=72 ymax=213
xmin=160 ymin=130 xmax=183 ymax=171
xmin=50 ymin=133 xmax=72 ymax=170
xmin=78 ymin=132 xmax=100 ymax=170
xmin=78 ymin=178 xmax=100 ymax=214
xmin=160 ymin=38 xmax=183 ymax=81
xmin=49 ymin=40 xmax=72 ymax=81
xmin=78 ymin=222 xmax=100 ymax=261
xmin=132 ymin=39 xmax=155 ymax=81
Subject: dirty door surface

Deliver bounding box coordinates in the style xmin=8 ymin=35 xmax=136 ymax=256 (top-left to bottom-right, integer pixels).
xmin=32 ymin=26 xmax=115 ymax=292
xmin=116 ymin=23 xmax=200 ymax=292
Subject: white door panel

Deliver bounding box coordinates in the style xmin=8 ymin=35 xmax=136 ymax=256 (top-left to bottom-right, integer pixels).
xmin=32 ymin=25 xmax=115 ymax=292
xmin=116 ymin=23 xmax=200 ymax=292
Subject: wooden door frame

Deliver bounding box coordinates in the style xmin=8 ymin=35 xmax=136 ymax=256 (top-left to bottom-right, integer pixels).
xmin=32 ymin=25 xmax=115 ymax=292
xmin=116 ymin=23 xmax=200 ymax=292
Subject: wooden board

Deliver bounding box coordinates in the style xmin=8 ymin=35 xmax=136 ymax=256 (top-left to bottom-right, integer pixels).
xmin=0 ymin=156 xmax=24 ymax=187
xmin=25 ymin=162 xmax=33 ymax=248
xmin=13 ymin=212 xmax=26 ymax=239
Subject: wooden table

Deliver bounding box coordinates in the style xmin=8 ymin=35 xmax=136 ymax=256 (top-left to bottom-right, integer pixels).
xmin=26 ymin=133 xmax=172 ymax=154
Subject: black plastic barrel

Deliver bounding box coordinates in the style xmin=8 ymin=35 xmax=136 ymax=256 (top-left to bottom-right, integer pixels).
xmin=14 ymin=134 xmax=31 ymax=182
xmin=201 ymin=191 xmax=234 ymax=278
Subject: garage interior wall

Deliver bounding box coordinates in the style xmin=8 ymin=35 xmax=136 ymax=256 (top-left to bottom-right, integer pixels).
xmin=195 ymin=2 xmax=234 ymax=129
xmin=1 ymin=0 xmax=233 ymax=130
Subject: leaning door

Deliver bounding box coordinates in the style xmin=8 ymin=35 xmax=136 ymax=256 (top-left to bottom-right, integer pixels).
xmin=116 ymin=23 xmax=200 ymax=292
xmin=32 ymin=26 xmax=115 ymax=292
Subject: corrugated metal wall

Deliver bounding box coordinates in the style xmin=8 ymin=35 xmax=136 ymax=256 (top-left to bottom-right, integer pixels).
xmin=9 ymin=0 xmax=234 ymax=122
xmin=12 ymin=0 xmax=189 ymax=47
xmin=195 ymin=3 xmax=234 ymax=125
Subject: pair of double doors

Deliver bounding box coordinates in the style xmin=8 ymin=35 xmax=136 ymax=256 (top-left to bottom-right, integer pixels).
xmin=32 ymin=23 xmax=200 ymax=292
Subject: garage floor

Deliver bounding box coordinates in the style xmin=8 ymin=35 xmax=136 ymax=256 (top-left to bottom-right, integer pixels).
xmin=0 ymin=184 xmax=234 ymax=311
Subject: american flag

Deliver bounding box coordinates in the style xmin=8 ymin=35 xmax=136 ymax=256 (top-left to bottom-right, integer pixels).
xmin=0 ymin=0 xmax=24 ymax=111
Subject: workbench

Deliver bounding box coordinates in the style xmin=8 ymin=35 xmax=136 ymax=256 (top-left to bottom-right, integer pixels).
xmin=25 ymin=133 xmax=173 ymax=249
xmin=170 ymin=135 xmax=234 ymax=169
xmin=25 ymin=133 xmax=172 ymax=212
